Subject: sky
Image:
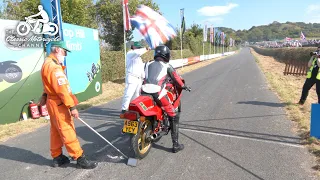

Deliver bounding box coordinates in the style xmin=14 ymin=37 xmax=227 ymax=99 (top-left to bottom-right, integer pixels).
xmin=132 ymin=0 xmax=320 ymax=41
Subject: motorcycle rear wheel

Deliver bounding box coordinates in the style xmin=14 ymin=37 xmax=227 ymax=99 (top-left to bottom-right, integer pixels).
xmin=131 ymin=120 xmax=152 ymax=159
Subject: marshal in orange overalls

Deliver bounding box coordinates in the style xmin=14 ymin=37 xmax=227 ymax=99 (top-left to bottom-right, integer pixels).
xmin=41 ymin=54 xmax=83 ymax=159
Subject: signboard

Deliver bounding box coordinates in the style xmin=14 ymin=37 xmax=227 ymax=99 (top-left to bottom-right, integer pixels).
xmin=0 ymin=19 xmax=44 ymax=124
xmin=62 ymin=22 xmax=102 ymax=102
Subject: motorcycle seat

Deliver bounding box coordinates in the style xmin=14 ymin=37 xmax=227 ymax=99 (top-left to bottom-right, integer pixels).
xmin=141 ymin=84 xmax=161 ymax=94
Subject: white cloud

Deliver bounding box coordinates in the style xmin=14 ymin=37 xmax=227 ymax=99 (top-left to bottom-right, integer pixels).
xmin=202 ymin=17 xmax=223 ymax=24
xmin=306 ymin=4 xmax=320 ymax=14
xmin=305 ymin=15 xmax=320 ymax=23
xmin=197 ymin=3 xmax=239 ymax=16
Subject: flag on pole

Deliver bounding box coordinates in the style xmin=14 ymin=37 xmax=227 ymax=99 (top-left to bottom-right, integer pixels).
xmin=210 ymin=25 xmax=214 ymax=43
xmin=180 ymin=8 xmax=185 ymax=35
xmin=215 ymin=28 xmax=220 ymax=45
xmin=130 ymin=5 xmax=177 ymax=49
xmin=122 ymin=0 xmax=131 ymax=31
xmin=300 ymin=31 xmax=306 ymax=40
xmin=221 ymin=32 xmax=224 ymax=45
xmin=203 ymin=24 xmax=207 ymax=42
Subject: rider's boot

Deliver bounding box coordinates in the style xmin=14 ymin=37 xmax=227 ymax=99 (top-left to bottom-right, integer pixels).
xmin=169 ymin=115 xmax=184 ymax=153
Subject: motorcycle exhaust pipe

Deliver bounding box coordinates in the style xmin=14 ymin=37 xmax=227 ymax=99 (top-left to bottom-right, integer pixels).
xmin=151 ymin=133 xmax=158 ymax=140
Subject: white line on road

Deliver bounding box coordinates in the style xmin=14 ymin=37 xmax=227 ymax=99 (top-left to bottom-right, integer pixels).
xmin=180 ymin=128 xmax=304 ymax=148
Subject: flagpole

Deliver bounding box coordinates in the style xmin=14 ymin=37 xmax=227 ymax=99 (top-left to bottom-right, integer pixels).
xmin=203 ymin=41 xmax=204 ymax=56
xmin=213 ymin=28 xmax=215 ymax=55
xmin=180 ymin=9 xmax=183 ymax=69
xmin=124 ymin=28 xmax=127 ymax=69
xmin=210 ymin=41 xmax=211 ymax=55
xmin=122 ymin=0 xmax=127 ymax=69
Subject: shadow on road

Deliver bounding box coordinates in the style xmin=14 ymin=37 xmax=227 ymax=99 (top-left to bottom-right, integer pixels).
xmin=82 ymin=107 xmax=122 ymax=120
xmin=180 ymin=132 xmax=265 ymax=180
xmin=152 ymin=143 xmax=172 ymax=153
xmin=178 ymin=123 xmax=303 ymax=145
xmin=0 ymin=145 xmax=52 ymax=166
xmin=74 ymin=117 xmax=134 ymax=165
xmin=237 ymin=101 xmax=291 ymax=107
xmin=183 ymin=114 xmax=286 ymax=122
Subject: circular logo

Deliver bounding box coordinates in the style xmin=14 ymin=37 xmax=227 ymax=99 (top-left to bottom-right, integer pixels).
xmin=2 ymin=25 xmax=26 ymax=51
xmin=95 ymin=81 xmax=101 ymax=92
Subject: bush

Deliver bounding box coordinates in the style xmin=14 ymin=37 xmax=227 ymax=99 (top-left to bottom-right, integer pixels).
xmin=251 ymin=46 xmax=316 ymax=63
xmin=100 ymin=49 xmax=195 ymax=82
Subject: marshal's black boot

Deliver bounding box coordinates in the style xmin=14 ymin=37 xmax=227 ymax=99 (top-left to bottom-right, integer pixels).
xmin=76 ymin=154 xmax=98 ymax=169
xmin=52 ymin=154 xmax=70 ymax=167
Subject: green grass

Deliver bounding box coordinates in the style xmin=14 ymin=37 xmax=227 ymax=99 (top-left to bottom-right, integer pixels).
xmin=0 ymin=71 xmax=43 ymax=124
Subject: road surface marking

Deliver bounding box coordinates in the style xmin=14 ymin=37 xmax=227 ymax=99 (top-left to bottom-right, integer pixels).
xmin=180 ymin=128 xmax=304 ymax=148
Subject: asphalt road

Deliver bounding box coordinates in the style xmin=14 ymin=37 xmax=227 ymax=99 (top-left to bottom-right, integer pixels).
xmin=0 ymin=48 xmax=318 ymax=180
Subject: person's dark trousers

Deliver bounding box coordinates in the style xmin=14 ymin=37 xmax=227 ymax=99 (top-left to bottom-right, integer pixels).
xmin=299 ymin=78 xmax=320 ymax=104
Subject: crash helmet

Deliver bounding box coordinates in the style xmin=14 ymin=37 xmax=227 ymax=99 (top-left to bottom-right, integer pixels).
xmin=154 ymin=45 xmax=171 ymax=62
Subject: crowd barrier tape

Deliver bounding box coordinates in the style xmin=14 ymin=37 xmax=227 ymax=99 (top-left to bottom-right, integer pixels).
xmin=169 ymin=51 xmax=236 ymax=69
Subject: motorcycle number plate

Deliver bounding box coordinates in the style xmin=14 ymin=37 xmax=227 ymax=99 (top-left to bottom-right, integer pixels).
xmin=122 ymin=120 xmax=139 ymax=134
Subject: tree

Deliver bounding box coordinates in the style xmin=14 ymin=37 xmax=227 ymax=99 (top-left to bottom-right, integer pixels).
xmin=2 ymin=0 xmax=97 ymax=29
xmin=60 ymin=0 xmax=98 ymax=29
xmin=95 ymin=0 xmax=159 ymax=51
xmin=188 ymin=23 xmax=202 ymax=37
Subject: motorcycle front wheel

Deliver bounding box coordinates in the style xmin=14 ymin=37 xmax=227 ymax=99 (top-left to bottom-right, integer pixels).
xmin=130 ymin=119 xmax=152 ymax=159
xmin=16 ymin=22 xmax=30 ymax=36
xmin=4 ymin=64 xmax=23 ymax=83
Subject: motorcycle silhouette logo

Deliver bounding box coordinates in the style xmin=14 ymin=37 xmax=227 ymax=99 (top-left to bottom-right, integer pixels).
xmin=16 ymin=5 xmax=59 ymax=36
xmin=87 ymin=63 xmax=100 ymax=82
xmin=0 ymin=61 xmax=23 ymax=83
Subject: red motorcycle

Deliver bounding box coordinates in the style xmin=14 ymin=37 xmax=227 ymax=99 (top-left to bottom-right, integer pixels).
xmin=120 ymin=79 xmax=191 ymax=159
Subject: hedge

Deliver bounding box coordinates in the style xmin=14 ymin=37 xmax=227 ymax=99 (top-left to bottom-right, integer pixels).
xmin=100 ymin=49 xmax=194 ymax=82
xmin=251 ymin=46 xmax=317 ymax=63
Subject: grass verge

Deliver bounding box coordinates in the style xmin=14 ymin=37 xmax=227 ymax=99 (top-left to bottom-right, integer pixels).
xmin=250 ymin=48 xmax=320 ymax=173
xmin=0 ymin=118 xmax=49 ymax=142
xmin=0 ymin=51 xmax=238 ymax=143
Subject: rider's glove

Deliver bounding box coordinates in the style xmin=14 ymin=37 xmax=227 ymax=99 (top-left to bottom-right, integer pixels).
xmin=182 ymin=85 xmax=191 ymax=92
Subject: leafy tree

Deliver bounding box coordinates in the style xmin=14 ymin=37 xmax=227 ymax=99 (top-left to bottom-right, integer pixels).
xmin=188 ymin=23 xmax=202 ymax=38
xmin=2 ymin=0 xmax=97 ymax=28
xmin=95 ymin=0 xmax=159 ymax=51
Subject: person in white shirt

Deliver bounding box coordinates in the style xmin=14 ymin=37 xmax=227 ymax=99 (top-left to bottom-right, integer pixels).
xmin=121 ymin=42 xmax=150 ymax=113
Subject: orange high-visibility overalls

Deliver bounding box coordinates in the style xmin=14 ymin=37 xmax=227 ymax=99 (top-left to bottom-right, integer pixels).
xmin=41 ymin=54 xmax=83 ymax=159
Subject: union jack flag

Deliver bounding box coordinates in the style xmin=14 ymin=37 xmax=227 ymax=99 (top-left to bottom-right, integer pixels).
xmin=122 ymin=0 xmax=131 ymax=31
xmin=130 ymin=5 xmax=177 ymax=49
xmin=300 ymin=31 xmax=306 ymax=40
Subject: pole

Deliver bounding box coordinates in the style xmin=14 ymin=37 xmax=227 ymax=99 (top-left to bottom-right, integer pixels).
xmin=78 ymin=118 xmax=129 ymax=159
xmin=180 ymin=9 xmax=183 ymax=69
xmin=124 ymin=29 xmax=127 ymax=69
xmin=223 ymin=44 xmax=224 ymax=55
xmin=180 ymin=21 xmax=183 ymax=68
xmin=203 ymin=42 xmax=204 ymax=56
xmin=122 ymin=0 xmax=127 ymax=70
